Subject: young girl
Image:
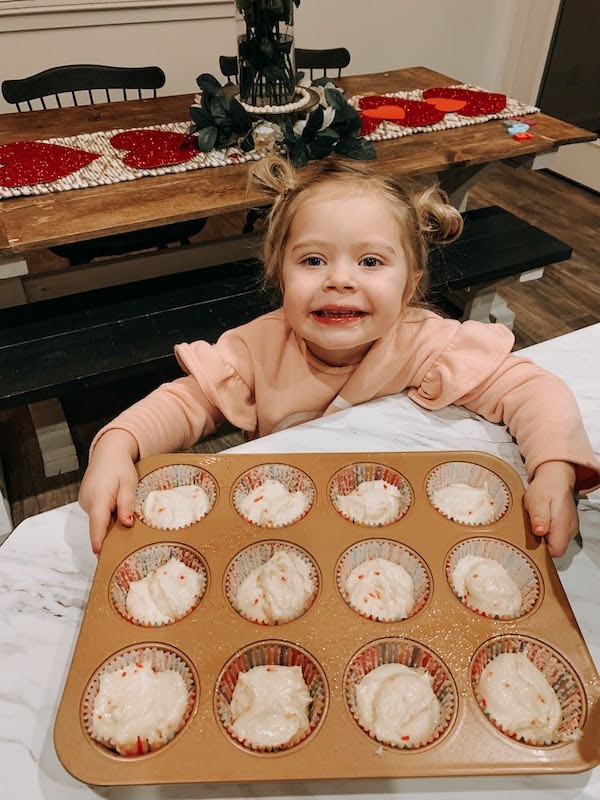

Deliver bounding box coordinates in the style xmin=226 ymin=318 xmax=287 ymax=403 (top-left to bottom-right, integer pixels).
xmin=80 ymin=154 xmax=599 ymax=556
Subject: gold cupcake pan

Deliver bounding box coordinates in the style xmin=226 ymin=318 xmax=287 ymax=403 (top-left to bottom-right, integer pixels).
xmin=54 ymin=451 xmax=600 ymax=785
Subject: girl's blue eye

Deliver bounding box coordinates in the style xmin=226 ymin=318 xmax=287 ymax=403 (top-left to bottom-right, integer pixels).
xmin=361 ymin=256 xmax=381 ymax=268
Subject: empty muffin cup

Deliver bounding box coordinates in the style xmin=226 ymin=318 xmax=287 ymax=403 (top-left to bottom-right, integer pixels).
xmin=82 ymin=644 xmax=197 ymax=756
xmin=470 ymin=635 xmax=585 ymax=746
xmin=109 ymin=543 xmax=208 ymax=627
xmin=135 ymin=464 xmax=218 ymax=530
xmin=426 ymin=461 xmax=510 ymax=525
xmin=345 ymin=637 xmax=457 ymax=749
xmin=336 ymin=539 xmax=430 ymax=622
xmin=329 ymin=463 xmax=412 ymax=526
xmin=214 ymin=640 xmax=328 ymax=753
xmin=224 ymin=540 xmax=319 ymax=625
xmin=231 ymin=463 xmax=316 ymax=528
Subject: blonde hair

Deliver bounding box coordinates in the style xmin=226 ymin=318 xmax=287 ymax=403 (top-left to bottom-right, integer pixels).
xmin=248 ymin=154 xmax=463 ymax=306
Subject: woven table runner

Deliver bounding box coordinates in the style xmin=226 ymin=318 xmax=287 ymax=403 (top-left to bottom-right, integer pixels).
xmin=0 ymin=85 xmax=538 ymax=200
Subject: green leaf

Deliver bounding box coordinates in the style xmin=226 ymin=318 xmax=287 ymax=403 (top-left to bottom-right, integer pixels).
xmin=347 ymin=111 xmax=363 ymax=137
xmin=259 ymin=37 xmax=275 ymax=60
xmin=311 ymin=76 xmax=334 ymax=88
xmin=324 ymin=87 xmax=345 ymax=110
xmin=229 ymin=97 xmax=253 ymax=134
xmin=287 ymin=140 xmax=310 ymax=167
xmin=195 ymin=126 xmax=218 ymax=152
xmin=333 ymin=103 xmax=357 ymax=123
xmin=196 ymin=73 xmax=222 ymax=97
xmin=309 ymin=136 xmax=335 ymax=159
xmin=283 ymin=119 xmax=298 ymax=144
xmin=239 ymin=130 xmax=255 ymax=152
xmin=262 ymin=64 xmax=286 ymax=81
xmin=189 ymin=105 xmax=215 ymax=128
xmin=210 ymin=96 xmax=232 ymax=134
xmin=335 ymin=137 xmax=377 ymax=160
xmin=318 ymin=127 xmax=340 ymax=141
xmin=302 ymin=107 xmax=324 ymax=141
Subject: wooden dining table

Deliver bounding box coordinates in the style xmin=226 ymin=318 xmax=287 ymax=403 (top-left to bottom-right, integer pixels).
xmin=0 ymin=65 xmax=595 ymax=264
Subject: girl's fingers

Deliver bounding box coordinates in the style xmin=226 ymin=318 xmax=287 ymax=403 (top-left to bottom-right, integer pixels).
xmin=524 ymin=493 xmax=550 ymax=536
xmin=117 ymin=474 xmax=137 ymax=528
xmin=545 ymin=498 xmax=580 ymax=558
xmin=89 ymin=503 xmax=113 ymax=555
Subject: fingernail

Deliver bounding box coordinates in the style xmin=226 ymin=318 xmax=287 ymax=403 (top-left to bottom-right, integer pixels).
xmin=534 ymin=524 xmax=544 ymax=533
xmin=125 ymin=515 xmax=134 ymax=526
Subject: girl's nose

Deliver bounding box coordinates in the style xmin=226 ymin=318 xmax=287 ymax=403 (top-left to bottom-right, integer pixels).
xmin=323 ymin=262 xmax=357 ymax=291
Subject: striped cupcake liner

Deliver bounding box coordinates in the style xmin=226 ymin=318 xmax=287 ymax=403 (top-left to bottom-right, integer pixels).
xmin=109 ymin=543 xmax=208 ymax=627
xmin=344 ymin=638 xmax=457 ymax=750
xmin=214 ymin=640 xmax=328 ymax=753
xmin=445 ymin=537 xmax=541 ymax=620
xmin=470 ymin=635 xmax=586 ymax=746
xmin=82 ymin=644 xmax=197 ymax=757
xmin=328 ymin=463 xmax=413 ymax=527
xmin=231 ymin=463 xmax=316 ymax=528
xmin=135 ymin=464 xmax=218 ymax=530
xmin=335 ymin=539 xmax=430 ymax=622
xmin=224 ymin=540 xmax=319 ymax=625
xmin=425 ymin=461 xmax=510 ymax=526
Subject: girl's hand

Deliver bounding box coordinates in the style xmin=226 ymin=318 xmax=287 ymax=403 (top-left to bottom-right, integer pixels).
xmin=523 ymin=461 xmax=579 ymax=557
xmin=78 ymin=429 xmax=140 ymax=555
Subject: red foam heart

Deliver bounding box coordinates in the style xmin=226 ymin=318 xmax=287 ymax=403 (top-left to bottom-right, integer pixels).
xmin=422 ymin=87 xmax=507 ymax=116
xmin=358 ymin=96 xmax=446 ymax=135
xmin=110 ymin=130 xmax=197 ymax=169
xmin=0 ymin=140 xmax=100 ymax=188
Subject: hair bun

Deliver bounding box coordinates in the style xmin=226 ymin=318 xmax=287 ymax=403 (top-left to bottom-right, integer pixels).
xmin=248 ymin=153 xmax=297 ymax=202
xmin=412 ymin=185 xmax=463 ymax=245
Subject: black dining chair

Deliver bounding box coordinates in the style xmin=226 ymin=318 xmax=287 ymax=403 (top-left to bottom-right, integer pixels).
xmin=219 ymin=48 xmax=352 ymax=234
xmin=219 ymin=47 xmax=351 ymax=84
xmin=1 ymin=64 xmax=207 ymax=266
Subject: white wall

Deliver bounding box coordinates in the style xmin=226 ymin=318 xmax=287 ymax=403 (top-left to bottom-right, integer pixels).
xmin=0 ymin=0 xmax=559 ymax=115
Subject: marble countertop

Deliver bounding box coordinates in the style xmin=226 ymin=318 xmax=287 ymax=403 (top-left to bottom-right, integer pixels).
xmin=1 ymin=324 xmax=599 ymax=800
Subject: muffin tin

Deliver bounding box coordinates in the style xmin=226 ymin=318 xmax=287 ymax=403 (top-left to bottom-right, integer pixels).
xmin=54 ymin=451 xmax=600 ymax=785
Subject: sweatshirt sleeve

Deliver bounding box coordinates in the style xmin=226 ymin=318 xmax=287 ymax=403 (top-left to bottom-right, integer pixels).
xmin=407 ymin=321 xmax=600 ymax=493
xmin=90 ymin=330 xmax=258 ymax=460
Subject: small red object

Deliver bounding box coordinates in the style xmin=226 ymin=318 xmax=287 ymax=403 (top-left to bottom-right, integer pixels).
xmin=513 ymin=132 xmax=533 ymax=141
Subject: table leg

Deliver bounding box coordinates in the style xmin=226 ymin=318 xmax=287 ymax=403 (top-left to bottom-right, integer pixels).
xmin=0 ymin=457 xmax=13 ymax=539
xmin=28 ymin=399 xmax=79 ymax=478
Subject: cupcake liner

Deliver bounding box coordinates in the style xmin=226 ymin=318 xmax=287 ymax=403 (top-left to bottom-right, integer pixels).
xmin=345 ymin=638 xmax=457 ymax=749
xmin=231 ymin=463 xmax=316 ymax=528
xmin=215 ymin=640 xmax=328 ymax=753
xmin=470 ymin=635 xmax=586 ymax=746
xmin=82 ymin=644 xmax=197 ymax=756
xmin=426 ymin=461 xmax=510 ymax=526
xmin=329 ymin=463 xmax=412 ymax=527
xmin=336 ymin=539 xmax=430 ymax=622
xmin=224 ymin=540 xmax=319 ymax=625
xmin=109 ymin=543 xmax=208 ymax=627
xmin=445 ymin=537 xmax=541 ymax=620
xmin=135 ymin=464 xmax=218 ymax=530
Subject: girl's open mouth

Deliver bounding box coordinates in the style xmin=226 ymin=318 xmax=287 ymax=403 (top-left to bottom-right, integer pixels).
xmin=311 ymin=308 xmax=368 ymax=325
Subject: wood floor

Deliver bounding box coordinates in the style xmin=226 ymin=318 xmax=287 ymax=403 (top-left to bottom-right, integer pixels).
xmin=1 ymin=164 xmax=599 ymax=528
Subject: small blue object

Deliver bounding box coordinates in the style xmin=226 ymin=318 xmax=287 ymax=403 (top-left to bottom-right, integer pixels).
xmin=507 ymin=122 xmax=530 ymax=135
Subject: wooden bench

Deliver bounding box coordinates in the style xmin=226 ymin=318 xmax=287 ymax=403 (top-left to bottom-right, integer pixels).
xmin=0 ymin=206 xmax=571 ymax=412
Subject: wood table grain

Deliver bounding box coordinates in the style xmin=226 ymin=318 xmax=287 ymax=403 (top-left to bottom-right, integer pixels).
xmin=0 ymin=66 xmax=595 ymax=256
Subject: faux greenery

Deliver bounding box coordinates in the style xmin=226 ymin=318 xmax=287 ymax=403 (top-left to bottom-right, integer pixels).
xmin=235 ymin=0 xmax=301 ymax=106
xmin=189 ymin=73 xmax=376 ymax=167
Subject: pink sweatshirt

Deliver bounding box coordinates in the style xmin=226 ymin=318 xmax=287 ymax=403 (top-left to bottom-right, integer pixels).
xmin=94 ymin=306 xmax=599 ymax=493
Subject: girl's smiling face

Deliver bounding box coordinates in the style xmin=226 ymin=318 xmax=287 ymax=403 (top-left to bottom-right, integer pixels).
xmin=281 ymin=186 xmax=411 ymax=367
